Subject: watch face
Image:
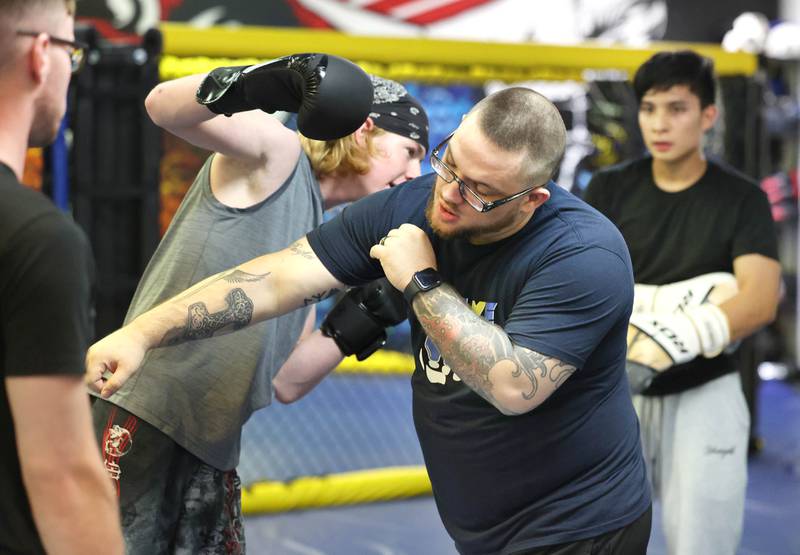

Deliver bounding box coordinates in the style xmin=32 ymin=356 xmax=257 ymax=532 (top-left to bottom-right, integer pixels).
xmin=415 ymin=269 xmax=442 ymax=290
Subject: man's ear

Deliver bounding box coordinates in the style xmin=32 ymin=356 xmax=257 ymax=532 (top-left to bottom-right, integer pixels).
xmin=353 ymin=117 xmax=375 ymax=146
xmin=27 ymin=33 xmax=51 ymax=86
xmin=522 ymin=186 xmax=550 ymax=214
xmin=701 ymin=104 xmax=718 ymax=132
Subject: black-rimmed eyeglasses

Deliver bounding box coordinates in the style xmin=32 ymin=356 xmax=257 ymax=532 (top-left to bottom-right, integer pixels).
xmin=17 ymin=31 xmax=87 ymax=73
xmin=430 ymin=132 xmax=538 ymax=213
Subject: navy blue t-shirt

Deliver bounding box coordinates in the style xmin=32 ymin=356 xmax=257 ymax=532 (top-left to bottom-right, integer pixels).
xmin=307 ymin=174 xmax=650 ymax=554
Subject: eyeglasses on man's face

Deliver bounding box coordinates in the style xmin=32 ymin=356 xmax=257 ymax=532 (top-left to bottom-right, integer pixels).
xmin=17 ymin=31 xmax=87 ymax=74
xmin=430 ymin=132 xmax=538 ymax=213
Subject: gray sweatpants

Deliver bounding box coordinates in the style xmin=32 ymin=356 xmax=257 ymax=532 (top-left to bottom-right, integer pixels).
xmin=633 ymin=372 xmax=749 ymax=555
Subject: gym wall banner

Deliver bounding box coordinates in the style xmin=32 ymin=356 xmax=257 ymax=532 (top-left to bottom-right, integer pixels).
xmin=78 ymin=0 xmax=777 ymax=44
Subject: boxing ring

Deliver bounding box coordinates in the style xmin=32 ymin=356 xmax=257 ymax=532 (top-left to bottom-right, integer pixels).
xmin=138 ymin=23 xmax=759 ymax=515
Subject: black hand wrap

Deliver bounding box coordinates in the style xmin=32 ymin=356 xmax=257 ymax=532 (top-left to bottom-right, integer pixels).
xmin=196 ymin=53 xmax=373 ymax=140
xmin=321 ymin=278 xmax=407 ymax=361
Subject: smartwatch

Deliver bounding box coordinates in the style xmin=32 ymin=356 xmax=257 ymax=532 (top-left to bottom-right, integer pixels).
xmin=403 ymin=268 xmax=443 ymax=304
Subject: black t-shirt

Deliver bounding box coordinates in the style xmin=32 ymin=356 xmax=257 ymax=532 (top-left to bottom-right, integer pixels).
xmin=584 ymin=157 xmax=778 ymax=395
xmin=0 ymin=162 xmax=95 ymax=554
xmin=308 ymin=175 xmax=650 ymax=554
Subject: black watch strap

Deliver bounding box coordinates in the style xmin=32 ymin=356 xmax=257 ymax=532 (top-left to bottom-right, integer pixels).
xmin=403 ymin=268 xmax=443 ymax=304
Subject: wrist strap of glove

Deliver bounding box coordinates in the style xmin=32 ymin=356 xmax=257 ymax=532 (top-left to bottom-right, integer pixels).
xmin=196 ymin=65 xmax=254 ymax=116
xmin=684 ymin=304 xmax=730 ymax=358
xmin=320 ymin=279 xmax=406 ymax=361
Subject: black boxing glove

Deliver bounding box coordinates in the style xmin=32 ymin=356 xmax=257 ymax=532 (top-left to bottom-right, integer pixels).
xmin=321 ymin=278 xmax=407 ymax=361
xmin=195 ymin=53 xmax=373 ymax=140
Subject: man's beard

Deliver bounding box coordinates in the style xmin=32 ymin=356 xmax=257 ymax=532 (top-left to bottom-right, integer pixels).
xmin=28 ymin=91 xmax=66 ymax=147
xmin=424 ymin=189 xmax=513 ymax=242
xmin=28 ymin=98 xmax=63 ymax=148
xmin=425 ymin=191 xmax=469 ymax=240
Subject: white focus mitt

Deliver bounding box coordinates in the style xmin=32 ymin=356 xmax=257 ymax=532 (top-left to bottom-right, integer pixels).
xmin=626 ymin=272 xmax=737 ymax=393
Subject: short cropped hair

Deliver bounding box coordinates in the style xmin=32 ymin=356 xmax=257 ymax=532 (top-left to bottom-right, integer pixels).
xmin=633 ymin=50 xmax=716 ymax=108
xmin=468 ymin=87 xmax=566 ymax=186
xmin=0 ymin=0 xmax=75 ymax=20
xmin=300 ymin=126 xmax=387 ymax=179
xmin=0 ymin=0 xmax=76 ymax=71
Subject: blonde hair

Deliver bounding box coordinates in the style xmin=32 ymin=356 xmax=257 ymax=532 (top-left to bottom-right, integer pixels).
xmin=300 ymin=126 xmax=387 ymax=179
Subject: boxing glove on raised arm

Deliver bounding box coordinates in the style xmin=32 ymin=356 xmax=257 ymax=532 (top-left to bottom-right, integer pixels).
xmin=196 ymin=53 xmax=373 ymax=140
xmin=321 ymin=278 xmax=407 ymax=361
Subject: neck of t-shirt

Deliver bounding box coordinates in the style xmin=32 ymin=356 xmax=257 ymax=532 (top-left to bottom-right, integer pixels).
xmin=0 ymin=153 xmax=23 ymax=183
xmin=650 ymin=151 xmax=707 ymax=193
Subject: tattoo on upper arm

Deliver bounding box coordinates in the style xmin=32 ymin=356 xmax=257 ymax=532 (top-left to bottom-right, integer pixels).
xmin=288 ymin=241 xmax=335 ymax=305
xmin=303 ymin=289 xmax=340 ymax=306
xmin=289 ymin=240 xmax=316 ymax=260
xmin=160 ymin=288 xmax=254 ymax=346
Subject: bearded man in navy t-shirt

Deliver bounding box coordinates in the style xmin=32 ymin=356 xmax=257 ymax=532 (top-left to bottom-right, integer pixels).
xmin=87 ymin=87 xmax=652 ymax=555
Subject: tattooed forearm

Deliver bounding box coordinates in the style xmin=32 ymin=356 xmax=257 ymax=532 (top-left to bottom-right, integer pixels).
xmin=222 ymin=269 xmax=271 ymax=284
xmin=510 ymin=348 xmax=576 ymax=401
xmin=303 ymin=289 xmax=340 ymax=306
xmin=159 ymin=288 xmax=254 ymax=346
xmin=414 ymin=284 xmax=576 ymax=414
xmin=415 ymin=284 xmax=510 ymax=407
xmin=171 ymin=269 xmax=270 ymax=304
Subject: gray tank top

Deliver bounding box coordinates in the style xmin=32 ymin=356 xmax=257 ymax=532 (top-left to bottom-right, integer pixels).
xmin=108 ymin=153 xmax=323 ymax=469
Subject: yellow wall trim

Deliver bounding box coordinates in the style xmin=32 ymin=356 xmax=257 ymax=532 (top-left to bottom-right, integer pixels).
xmin=160 ymin=22 xmax=756 ymax=81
